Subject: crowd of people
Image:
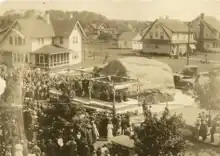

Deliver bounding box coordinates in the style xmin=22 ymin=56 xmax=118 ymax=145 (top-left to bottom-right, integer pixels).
xmin=0 ymin=67 xmax=134 ymax=156
xmin=23 ymin=69 xmax=129 ymax=104
xmin=194 ymin=111 xmax=217 ymax=143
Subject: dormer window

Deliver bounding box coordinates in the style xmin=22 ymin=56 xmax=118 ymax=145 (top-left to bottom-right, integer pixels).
xmin=9 ymin=36 xmax=13 ymax=45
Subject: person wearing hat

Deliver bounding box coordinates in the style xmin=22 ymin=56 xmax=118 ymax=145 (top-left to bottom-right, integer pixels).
xmin=32 ymin=142 xmax=41 ymax=156
xmin=46 ymin=139 xmax=57 ymax=156
xmin=66 ymin=136 xmax=77 ymax=156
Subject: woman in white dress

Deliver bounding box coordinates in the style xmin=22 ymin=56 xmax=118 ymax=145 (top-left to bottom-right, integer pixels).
xmin=14 ymin=139 xmax=23 ymax=156
xmin=107 ymin=120 xmax=113 ymax=140
xmin=91 ymin=120 xmax=100 ymax=140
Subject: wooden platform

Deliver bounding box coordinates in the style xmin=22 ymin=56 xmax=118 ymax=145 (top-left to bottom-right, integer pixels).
xmin=71 ymin=97 xmax=141 ymax=114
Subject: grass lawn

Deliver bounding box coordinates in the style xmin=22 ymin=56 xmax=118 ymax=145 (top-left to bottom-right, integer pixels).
xmin=82 ymin=48 xmax=216 ymax=73
xmin=155 ymin=57 xmax=215 ymax=72
xmin=191 ymin=52 xmax=220 ymax=61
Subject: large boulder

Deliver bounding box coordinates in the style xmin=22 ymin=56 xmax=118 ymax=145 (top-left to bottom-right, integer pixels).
xmin=98 ymin=57 xmax=175 ymax=103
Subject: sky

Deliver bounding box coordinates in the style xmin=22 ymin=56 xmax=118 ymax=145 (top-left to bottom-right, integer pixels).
xmin=0 ymin=0 xmax=220 ymax=21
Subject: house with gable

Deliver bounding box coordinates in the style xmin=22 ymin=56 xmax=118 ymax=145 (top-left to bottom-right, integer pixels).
xmin=50 ymin=17 xmax=87 ymax=65
xmin=142 ymin=18 xmax=196 ymax=56
xmin=191 ymin=13 xmax=220 ymax=52
xmin=0 ymin=11 xmax=87 ymax=69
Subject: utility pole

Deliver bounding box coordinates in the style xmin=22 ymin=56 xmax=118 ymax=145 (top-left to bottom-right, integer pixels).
xmin=187 ymin=22 xmax=192 ymax=65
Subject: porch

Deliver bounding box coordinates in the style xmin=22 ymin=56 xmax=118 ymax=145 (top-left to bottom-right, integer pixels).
xmin=31 ymin=44 xmax=72 ymax=69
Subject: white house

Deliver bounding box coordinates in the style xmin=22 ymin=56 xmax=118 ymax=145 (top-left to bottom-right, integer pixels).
xmin=142 ymin=18 xmax=197 ymax=56
xmin=0 ymin=11 xmax=87 ymax=69
xmin=118 ymin=32 xmax=142 ymax=51
xmin=50 ymin=17 xmax=87 ymax=65
xmin=191 ymin=13 xmax=220 ymax=52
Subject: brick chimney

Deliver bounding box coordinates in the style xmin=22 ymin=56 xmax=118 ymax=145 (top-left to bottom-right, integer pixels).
xmin=200 ymin=13 xmax=204 ymax=19
xmin=44 ymin=11 xmax=50 ymax=24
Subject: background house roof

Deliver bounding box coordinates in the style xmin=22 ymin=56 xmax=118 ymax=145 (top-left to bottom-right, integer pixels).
xmin=17 ymin=17 xmax=55 ymax=37
xmin=158 ymin=19 xmax=189 ymax=33
xmin=118 ymin=32 xmax=138 ymax=40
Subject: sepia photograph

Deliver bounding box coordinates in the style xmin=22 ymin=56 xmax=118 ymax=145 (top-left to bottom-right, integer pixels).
xmin=0 ymin=0 xmax=220 ymax=155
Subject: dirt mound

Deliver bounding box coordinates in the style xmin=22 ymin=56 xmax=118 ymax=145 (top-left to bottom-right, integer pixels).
xmin=99 ymin=57 xmax=175 ymax=103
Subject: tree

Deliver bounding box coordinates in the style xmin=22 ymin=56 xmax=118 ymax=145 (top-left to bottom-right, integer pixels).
xmin=132 ymin=106 xmax=186 ymax=156
xmin=194 ymin=72 xmax=220 ymax=111
xmin=98 ymin=32 xmax=113 ymax=41
xmin=0 ymin=67 xmax=26 ymax=155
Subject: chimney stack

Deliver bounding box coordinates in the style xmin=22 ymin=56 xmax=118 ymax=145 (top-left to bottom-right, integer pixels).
xmin=45 ymin=11 xmax=50 ymax=24
xmin=201 ymin=13 xmax=204 ymax=19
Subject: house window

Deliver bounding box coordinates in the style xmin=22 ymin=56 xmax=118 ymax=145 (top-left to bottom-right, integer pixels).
xmin=17 ymin=53 xmax=20 ymax=62
xmin=73 ymin=36 xmax=75 ymax=44
xmin=176 ymin=34 xmax=179 ymax=39
xmin=155 ymin=44 xmax=159 ymax=48
xmin=39 ymin=55 xmax=44 ymax=63
xmin=15 ymin=36 xmax=18 ymax=45
xmin=160 ymin=32 xmax=164 ymax=39
xmin=75 ymin=36 xmax=78 ymax=44
xmin=38 ymin=38 xmax=44 ymax=44
xmin=25 ymin=54 xmax=28 ymax=63
xmin=20 ymin=54 xmax=23 ymax=62
xmin=213 ymin=42 xmax=215 ymax=48
xmin=60 ymin=37 xmax=63 ymax=44
xmin=155 ymin=32 xmax=158 ymax=38
xmin=124 ymin=41 xmax=127 ymax=47
xmin=18 ymin=37 xmax=22 ymax=45
xmin=9 ymin=36 xmax=13 ymax=45
xmin=207 ymin=44 xmax=209 ymax=48
xmin=149 ymin=32 xmax=153 ymax=39
xmin=13 ymin=53 xmax=16 ymax=62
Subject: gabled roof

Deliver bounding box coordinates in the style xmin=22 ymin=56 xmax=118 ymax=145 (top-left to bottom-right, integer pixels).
xmin=0 ymin=26 xmax=12 ymax=42
xmin=202 ymin=16 xmax=220 ymax=32
xmin=118 ymin=32 xmax=139 ymax=40
xmin=0 ymin=17 xmax=55 ymax=43
xmin=140 ymin=25 xmax=151 ymax=36
xmin=16 ymin=17 xmax=55 ymax=38
xmin=158 ymin=19 xmax=189 ymax=33
xmin=51 ymin=18 xmax=87 ymax=37
xmin=31 ymin=44 xmax=72 ymax=54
